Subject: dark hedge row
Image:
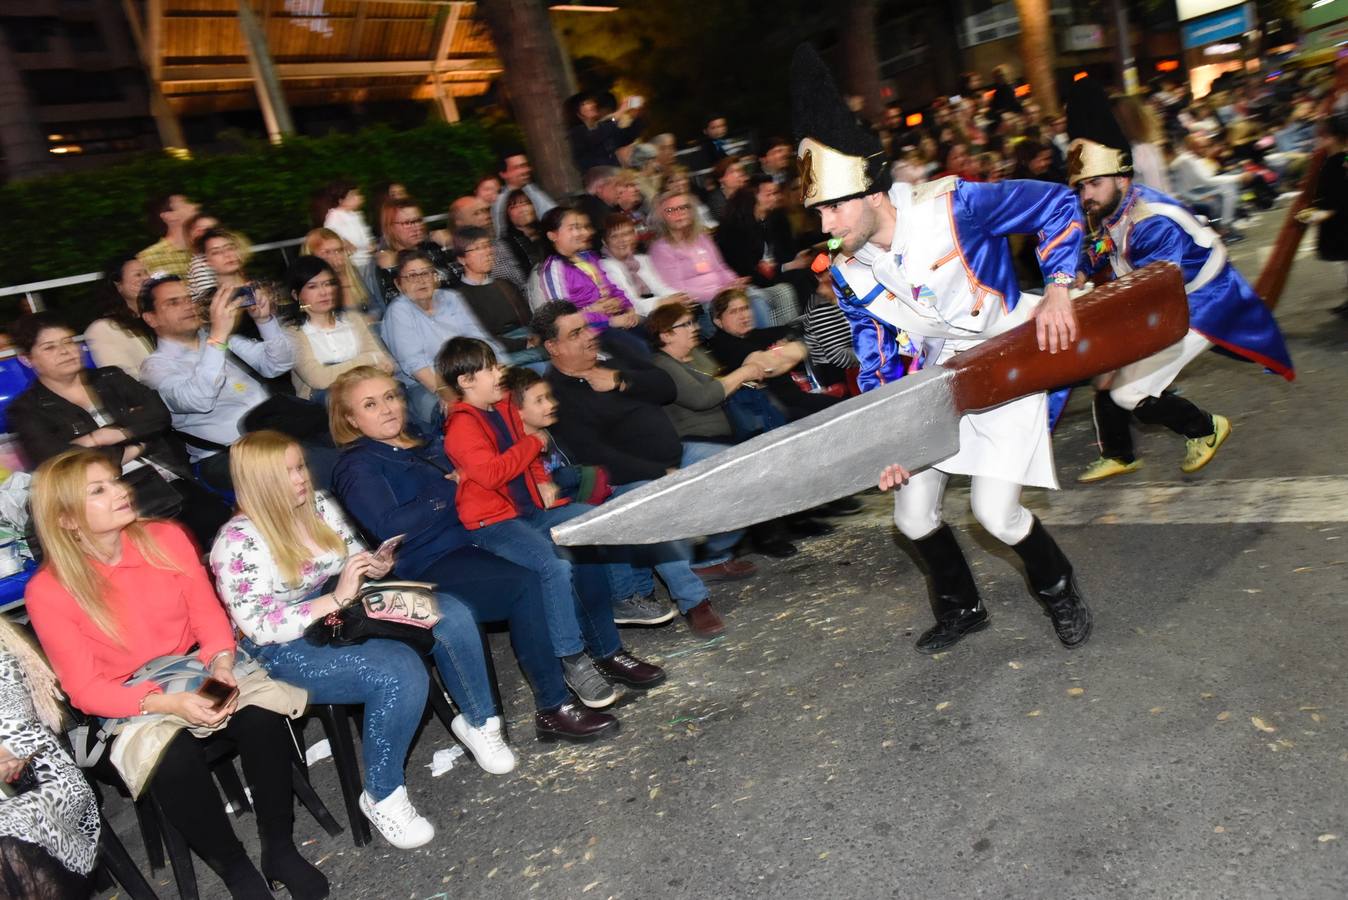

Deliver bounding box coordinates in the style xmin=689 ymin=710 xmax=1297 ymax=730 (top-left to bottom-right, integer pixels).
xmin=0 ymin=121 xmax=501 ymax=326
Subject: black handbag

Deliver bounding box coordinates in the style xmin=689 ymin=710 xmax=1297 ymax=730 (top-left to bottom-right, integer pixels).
xmin=303 ymin=581 xmax=441 ymax=654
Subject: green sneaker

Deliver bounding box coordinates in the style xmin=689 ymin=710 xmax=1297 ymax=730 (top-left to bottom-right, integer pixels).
xmin=1181 ymin=414 xmax=1231 ymax=473
xmin=1077 ymin=457 xmax=1143 ymax=483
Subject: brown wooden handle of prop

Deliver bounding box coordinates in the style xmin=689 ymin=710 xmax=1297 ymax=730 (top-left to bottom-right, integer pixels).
xmin=947 ymin=262 xmax=1190 ymax=414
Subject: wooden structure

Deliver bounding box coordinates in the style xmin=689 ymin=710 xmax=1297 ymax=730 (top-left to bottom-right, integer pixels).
xmin=122 ymin=0 xmax=503 ymax=144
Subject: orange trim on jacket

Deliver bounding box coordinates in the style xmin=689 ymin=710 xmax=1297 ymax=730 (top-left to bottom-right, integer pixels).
xmin=444 ymin=398 xmax=562 ymax=530
xmin=942 ymin=194 xmax=1008 ymax=314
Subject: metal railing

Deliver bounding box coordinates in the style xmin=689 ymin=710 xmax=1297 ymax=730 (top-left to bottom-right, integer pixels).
xmin=0 ymin=212 xmax=451 ymax=311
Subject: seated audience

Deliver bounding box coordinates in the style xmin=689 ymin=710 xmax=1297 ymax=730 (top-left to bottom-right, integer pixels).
xmin=10 ymin=313 xmax=231 ymax=548
xmin=536 ymin=207 xmax=644 ymax=352
xmin=453 ymin=226 xmax=543 ymax=363
xmin=26 ymin=449 xmax=325 ymax=900
xmin=84 ymin=254 xmax=154 ymax=376
xmin=211 ymin=432 xmax=519 ymax=849
xmin=327 ymin=367 xmax=619 ymax=741
xmin=379 ymin=249 xmax=504 ymax=433
xmin=285 ymin=257 xmax=394 ymax=403
xmin=576 ymin=166 xmax=622 ymax=250
xmin=598 ymin=214 xmax=686 ymax=317
xmin=139 ymin=274 xmax=332 ymax=491
xmin=473 ymin=174 xmax=501 ymax=208
xmin=705 ymin=155 xmax=748 ymax=223
xmin=440 ymin=338 xmax=666 ymax=704
xmin=0 ymin=617 xmax=99 ymax=898
xmin=614 ymin=169 xmax=654 ymax=244
xmin=448 ymin=196 xmax=528 ymax=290
xmin=706 ymin=288 xmax=839 ymax=423
xmin=502 ymin=189 xmax=550 ymax=284
xmin=302 ymin=226 xmax=378 ymax=320
xmin=648 ymin=189 xmax=793 ymax=329
xmin=714 ymin=175 xmax=812 ymax=315
xmin=193 ymin=228 xmax=256 ymax=307
xmin=184 ymin=212 xmax=223 ymax=303
xmin=373 ymin=199 xmax=455 ymax=308
xmin=491 ymin=151 xmax=556 ymax=237
xmin=138 ymin=191 xmax=199 ymax=278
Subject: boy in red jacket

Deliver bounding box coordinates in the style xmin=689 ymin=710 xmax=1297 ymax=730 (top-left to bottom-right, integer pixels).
xmin=439 ymin=338 xmax=665 ymax=706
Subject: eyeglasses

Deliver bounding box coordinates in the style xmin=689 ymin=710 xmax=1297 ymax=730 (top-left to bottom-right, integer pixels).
xmin=669 ymin=320 xmax=698 ymax=331
xmin=463 ymin=244 xmax=492 ymax=254
xmin=399 ymin=269 xmax=437 ymax=281
xmin=663 ymin=204 xmax=691 ymax=214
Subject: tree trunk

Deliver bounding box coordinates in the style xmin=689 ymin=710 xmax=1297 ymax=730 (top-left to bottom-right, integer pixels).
xmin=0 ymin=31 xmax=55 ymax=181
xmin=479 ymin=0 xmax=580 ymax=198
xmin=1014 ymin=0 xmax=1058 ymax=115
xmin=839 ymin=0 xmax=884 ymax=124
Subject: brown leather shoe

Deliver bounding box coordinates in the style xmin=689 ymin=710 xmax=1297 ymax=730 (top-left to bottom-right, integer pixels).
xmin=534 ymin=701 xmax=619 ymax=742
xmin=691 ymin=558 xmax=757 ymax=583
xmin=594 ymin=651 xmax=666 ymax=688
xmin=685 ymin=600 xmax=725 ymax=637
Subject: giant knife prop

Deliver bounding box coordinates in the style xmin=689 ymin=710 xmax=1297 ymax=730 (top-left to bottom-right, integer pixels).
xmin=553 ymin=262 xmax=1189 ymax=547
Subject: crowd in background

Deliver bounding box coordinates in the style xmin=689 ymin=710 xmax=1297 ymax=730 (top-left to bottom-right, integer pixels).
xmin=2 ymin=56 xmax=1345 ymax=897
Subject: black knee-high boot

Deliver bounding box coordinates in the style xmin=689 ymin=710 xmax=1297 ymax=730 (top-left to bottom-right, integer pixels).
xmin=909 ymin=525 xmax=988 ymax=653
xmin=1009 ymin=517 xmax=1092 ymax=648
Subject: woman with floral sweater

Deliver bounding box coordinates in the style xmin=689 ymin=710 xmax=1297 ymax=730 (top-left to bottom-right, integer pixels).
xmin=209 ymin=431 xmax=515 ymax=851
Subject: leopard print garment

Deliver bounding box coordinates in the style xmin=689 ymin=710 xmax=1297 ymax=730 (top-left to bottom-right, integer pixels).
xmin=0 ymin=650 xmax=99 ymax=876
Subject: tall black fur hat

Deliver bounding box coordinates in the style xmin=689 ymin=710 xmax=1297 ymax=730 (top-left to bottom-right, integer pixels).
xmin=1065 ymin=77 xmax=1132 ymax=186
xmin=790 ymin=44 xmax=890 ymax=208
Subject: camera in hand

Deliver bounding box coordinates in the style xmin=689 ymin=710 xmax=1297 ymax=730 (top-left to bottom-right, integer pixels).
xmin=232 ymin=284 xmax=257 ymax=308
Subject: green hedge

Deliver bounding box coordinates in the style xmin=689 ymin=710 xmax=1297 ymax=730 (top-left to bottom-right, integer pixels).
xmin=0 ymin=121 xmax=501 ymax=326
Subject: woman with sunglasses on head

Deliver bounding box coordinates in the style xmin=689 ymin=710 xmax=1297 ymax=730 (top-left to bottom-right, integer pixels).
xmin=284 ymin=257 xmax=394 ymax=405
xmin=25 ymin=449 xmax=324 ymax=900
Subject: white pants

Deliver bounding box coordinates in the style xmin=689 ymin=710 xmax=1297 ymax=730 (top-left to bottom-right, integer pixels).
xmin=1107 ymin=330 xmax=1212 ymax=411
xmin=893 ymin=469 xmax=1034 ymax=546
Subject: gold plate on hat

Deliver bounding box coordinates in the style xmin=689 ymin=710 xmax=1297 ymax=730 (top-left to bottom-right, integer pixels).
xmin=797 ymin=137 xmax=871 ymax=208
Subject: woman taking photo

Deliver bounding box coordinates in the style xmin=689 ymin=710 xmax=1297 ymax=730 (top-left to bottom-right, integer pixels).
xmin=211 ymin=431 xmax=519 ymax=850
xmin=9 ymin=313 xmax=231 ymax=548
xmin=83 ymin=254 xmax=154 ymax=376
xmin=25 ymin=449 xmax=324 ymax=900
xmin=328 ymin=366 xmax=619 ymax=742
xmin=285 ymin=257 xmax=394 ymax=404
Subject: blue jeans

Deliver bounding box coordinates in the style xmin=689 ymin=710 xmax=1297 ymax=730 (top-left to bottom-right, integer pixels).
xmin=403 ymin=381 xmax=444 ymax=437
xmin=428 ymin=596 xmax=499 ymax=729
xmin=243 ymin=636 xmax=428 ymax=803
xmin=603 ymin=480 xmax=710 ymax=613
xmin=468 ymin=504 xmax=622 ymax=659
xmin=407 ymin=545 xmax=571 ymax=711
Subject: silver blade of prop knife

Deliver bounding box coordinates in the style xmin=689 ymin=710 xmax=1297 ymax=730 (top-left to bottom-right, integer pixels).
xmin=551 ymin=365 xmax=960 ymax=546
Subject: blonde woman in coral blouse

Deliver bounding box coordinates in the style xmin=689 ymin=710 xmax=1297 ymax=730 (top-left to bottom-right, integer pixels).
xmin=25 ymin=449 xmax=327 ymax=900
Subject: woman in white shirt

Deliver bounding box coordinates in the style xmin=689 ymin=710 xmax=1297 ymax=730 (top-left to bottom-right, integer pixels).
xmin=285 ymin=257 xmax=394 ymax=403
xmin=84 ymin=254 xmax=155 ymax=376
xmin=314 ymin=181 xmax=375 ymax=269
xmin=598 ymin=215 xmax=688 ymax=317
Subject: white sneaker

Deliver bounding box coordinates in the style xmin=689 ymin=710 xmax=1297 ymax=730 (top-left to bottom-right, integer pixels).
xmin=451 ymin=714 xmax=517 ymax=775
xmin=358 ymin=787 xmax=435 ymax=849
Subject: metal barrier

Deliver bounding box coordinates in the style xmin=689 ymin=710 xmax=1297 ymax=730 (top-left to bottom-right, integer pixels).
xmin=0 ymin=212 xmax=450 ymax=311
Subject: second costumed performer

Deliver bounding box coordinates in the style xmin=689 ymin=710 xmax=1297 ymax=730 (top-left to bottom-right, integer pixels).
xmin=791 ymin=46 xmax=1092 ymax=653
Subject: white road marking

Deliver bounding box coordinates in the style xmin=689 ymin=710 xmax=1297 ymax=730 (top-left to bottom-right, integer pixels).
xmin=861 ymin=476 xmax=1348 ymax=526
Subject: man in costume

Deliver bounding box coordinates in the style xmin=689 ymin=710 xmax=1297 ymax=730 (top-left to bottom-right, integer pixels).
xmin=1067 ymin=80 xmax=1295 ymax=483
xmin=791 ymin=46 xmax=1092 ymax=653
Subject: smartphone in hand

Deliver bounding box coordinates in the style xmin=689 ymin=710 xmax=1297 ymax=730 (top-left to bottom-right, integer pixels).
xmin=374 ymin=533 xmax=406 ymax=563
xmin=197 ymin=677 xmax=239 ymax=710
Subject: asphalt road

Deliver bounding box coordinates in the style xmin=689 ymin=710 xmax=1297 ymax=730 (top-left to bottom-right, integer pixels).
xmin=99 ymin=201 xmax=1347 ymax=900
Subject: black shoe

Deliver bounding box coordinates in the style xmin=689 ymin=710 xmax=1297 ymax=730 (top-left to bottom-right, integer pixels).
xmin=915 ymin=606 xmax=990 ymax=653
xmin=910 ymin=525 xmax=988 ymax=653
xmin=594 ymin=650 xmax=666 ymax=688
xmin=220 ymin=858 xmax=273 ymax=900
xmin=535 ymin=701 xmax=619 ymax=742
xmin=1037 ymin=574 xmax=1093 ymax=648
xmin=1010 ymin=517 xmax=1093 ymax=648
xmin=262 ymin=846 xmax=330 ymax=900
xmin=785 ymin=517 xmax=836 ymax=538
